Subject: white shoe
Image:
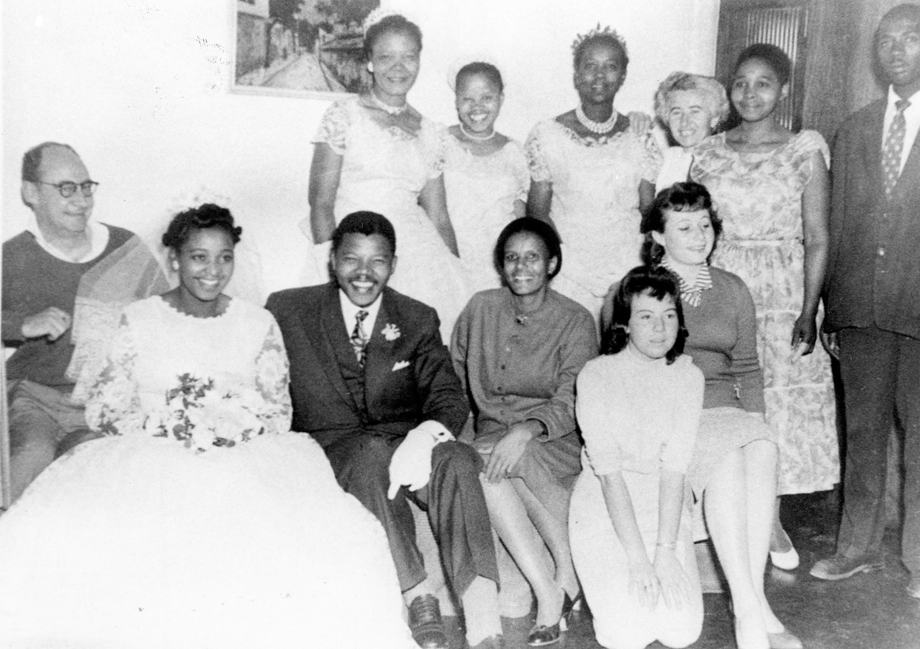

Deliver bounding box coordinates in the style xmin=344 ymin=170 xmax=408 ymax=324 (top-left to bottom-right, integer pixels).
xmin=769 ymin=543 xmax=800 ymax=571
xmin=770 ymin=527 xmax=799 ymax=571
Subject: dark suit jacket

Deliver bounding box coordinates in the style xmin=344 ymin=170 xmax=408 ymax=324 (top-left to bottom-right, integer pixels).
xmin=825 ymin=97 xmax=920 ymax=339
xmin=266 ymin=283 xmax=469 ymax=448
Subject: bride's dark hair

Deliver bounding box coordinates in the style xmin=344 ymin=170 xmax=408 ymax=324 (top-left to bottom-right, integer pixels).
xmin=162 ymin=203 xmax=242 ymax=251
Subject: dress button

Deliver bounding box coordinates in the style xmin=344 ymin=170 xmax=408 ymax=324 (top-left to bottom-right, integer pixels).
xmin=878 ymin=247 xmax=886 ymax=257
xmin=500 ymin=364 xmax=506 ymax=370
xmin=497 ymin=386 xmax=503 ymax=392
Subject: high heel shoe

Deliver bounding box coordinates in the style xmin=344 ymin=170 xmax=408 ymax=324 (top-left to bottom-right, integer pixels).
xmin=527 ymin=591 xmax=572 ymax=647
xmin=560 ymin=591 xmax=584 ymax=629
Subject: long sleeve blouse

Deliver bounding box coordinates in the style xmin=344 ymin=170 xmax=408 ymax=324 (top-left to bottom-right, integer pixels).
xmin=576 ymin=349 xmax=704 ymax=477
xmin=451 ymin=288 xmax=597 ymax=442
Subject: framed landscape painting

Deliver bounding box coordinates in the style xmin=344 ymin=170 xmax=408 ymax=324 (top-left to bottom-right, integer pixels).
xmin=233 ymin=0 xmax=380 ymax=98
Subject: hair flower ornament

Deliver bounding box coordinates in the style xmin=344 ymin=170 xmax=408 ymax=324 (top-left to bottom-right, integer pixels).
xmin=382 ymin=323 xmax=401 ymax=341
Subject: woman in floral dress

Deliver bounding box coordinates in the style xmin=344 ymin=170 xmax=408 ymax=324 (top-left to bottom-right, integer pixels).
xmin=690 ymin=43 xmax=837 ymax=569
xmin=526 ymin=26 xmax=658 ymax=320
xmin=0 ymin=205 xmax=415 ymax=649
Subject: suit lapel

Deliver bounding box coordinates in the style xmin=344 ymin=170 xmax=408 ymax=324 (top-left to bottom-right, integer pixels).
xmin=313 ymin=284 xmax=361 ymax=411
xmin=864 ymin=101 xmax=887 ymax=194
xmin=364 ymin=290 xmax=401 ymax=395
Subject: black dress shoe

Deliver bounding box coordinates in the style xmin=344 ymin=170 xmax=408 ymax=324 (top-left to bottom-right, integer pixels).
xmin=526 ymin=622 xmax=561 ymax=647
xmin=408 ymin=594 xmax=448 ymax=649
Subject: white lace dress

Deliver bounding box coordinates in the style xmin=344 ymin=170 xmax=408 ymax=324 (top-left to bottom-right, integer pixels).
xmin=443 ymin=134 xmax=530 ymax=292
xmin=526 ymin=119 xmax=659 ymax=318
xmin=0 ymin=296 xmax=415 ymax=649
xmin=309 ymin=97 xmax=472 ymax=340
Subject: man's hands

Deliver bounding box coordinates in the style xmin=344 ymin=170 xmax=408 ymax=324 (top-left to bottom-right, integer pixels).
xmin=22 ymin=307 xmax=71 ymax=341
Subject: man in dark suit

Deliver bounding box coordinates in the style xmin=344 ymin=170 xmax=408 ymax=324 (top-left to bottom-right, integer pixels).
xmin=267 ymin=212 xmax=502 ymax=649
xmin=811 ymin=4 xmax=920 ymax=598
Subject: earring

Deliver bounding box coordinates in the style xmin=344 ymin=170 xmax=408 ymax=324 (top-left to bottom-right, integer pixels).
xmin=367 ymin=62 xmax=374 ymax=73
xmin=171 ymin=261 xmax=179 ymax=271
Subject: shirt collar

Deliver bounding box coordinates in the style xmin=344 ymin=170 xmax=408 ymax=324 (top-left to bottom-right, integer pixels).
xmin=25 ymin=216 xmax=109 ymax=263
xmin=339 ymin=288 xmax=383 ymax=338
xmin=661 ymin=258 xmax=712 ymax=308
xmin=888 ymin=86 xmax=920 ymax=110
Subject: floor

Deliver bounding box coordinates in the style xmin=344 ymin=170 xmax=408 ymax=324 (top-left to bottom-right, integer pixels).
xmin=444 ymin=491 xmax=920 ymax=649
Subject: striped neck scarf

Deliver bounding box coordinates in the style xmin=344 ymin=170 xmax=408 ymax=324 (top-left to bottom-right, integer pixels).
xmin=661 ymin=259 xmax=712 ymax=308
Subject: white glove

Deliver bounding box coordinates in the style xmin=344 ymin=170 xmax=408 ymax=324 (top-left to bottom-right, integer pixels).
xmin=387 ymin=421 xmax=454 ymax=499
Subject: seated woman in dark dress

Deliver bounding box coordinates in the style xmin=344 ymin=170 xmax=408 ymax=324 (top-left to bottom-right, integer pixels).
xmin=452 ymin=217 xmax=597 ymax=646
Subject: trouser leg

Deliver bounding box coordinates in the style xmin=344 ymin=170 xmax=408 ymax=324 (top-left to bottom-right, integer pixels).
xmin=415 ymin=441 xmax=497 ymax=598
xmin=7 ymin=380 xmax=86 ymax=502
xmin=895 ymin=334 xmax=920 ymax=573
xmin=837 ymin=327 xmax=897 ymax=558
xmin=323 ymin=434 xmax=426 ymax=591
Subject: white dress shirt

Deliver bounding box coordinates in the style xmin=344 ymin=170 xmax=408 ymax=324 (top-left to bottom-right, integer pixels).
xmin=339 ymin=289 xmax=383 ymax=339
xmin=883 ymin=86 xmax=920 ymax=175
xmin=25 ymin=217 xmax=110 ymax=263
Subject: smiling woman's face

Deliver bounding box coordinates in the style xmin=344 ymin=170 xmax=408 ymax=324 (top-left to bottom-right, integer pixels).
xmin=502 ymin=232 xmax=557 ymax=298
xmin=369 ymin=29 xmax=420 ymax=100
xmin=574 ymin=40 xmax=626 ymax=107
xmin=666 ymin=89 xmax=717 ymax=147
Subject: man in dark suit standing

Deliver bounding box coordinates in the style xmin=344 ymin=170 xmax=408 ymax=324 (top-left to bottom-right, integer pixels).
xmin=267 ymin=212 xmax=502 ymax=649
xmin=811 ymin=4 xmax=920 ymax=598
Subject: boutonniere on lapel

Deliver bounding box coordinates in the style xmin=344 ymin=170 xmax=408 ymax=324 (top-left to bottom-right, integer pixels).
xmin=392 ymin=360 xmax=410 ymax=372
xmin=381 ymin=323 xmax=401 ymax=342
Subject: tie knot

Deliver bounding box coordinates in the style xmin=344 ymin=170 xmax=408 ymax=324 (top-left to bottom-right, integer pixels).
xmin=897 ymin=98 xmax=911 ymax=113
xmin=356 ymin=310 xmax=368 ymax=323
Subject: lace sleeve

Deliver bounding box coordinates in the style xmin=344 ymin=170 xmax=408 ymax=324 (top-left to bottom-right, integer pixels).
xmin=525 ymin=123 xmax=552 ymax=183
xmin=421 ymin=119 xmax=448 ymax=179
xmin=509 ymin=140 xmax=532 ymax=202
xmin=81 ymin=313 xmax=145 ymax=436
xmin=254 ymin=319 xmax=293 ymax=435
xmin=312 ymin=101 xmax=350 ymax=155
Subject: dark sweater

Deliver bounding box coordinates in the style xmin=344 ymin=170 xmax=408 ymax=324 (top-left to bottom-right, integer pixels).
xmin=683 ymin=267 xmax=766 ymax=413
xmin=3 ymin=225 xmax=135 ymax=387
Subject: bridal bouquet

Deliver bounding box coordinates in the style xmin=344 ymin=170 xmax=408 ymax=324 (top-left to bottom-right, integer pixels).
xmin=144 ymin=373 xmax=266 ymax=452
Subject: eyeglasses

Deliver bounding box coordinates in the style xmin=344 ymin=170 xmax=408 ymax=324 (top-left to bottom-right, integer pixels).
xmin=34 ymin=180 xmax=99 ymax=198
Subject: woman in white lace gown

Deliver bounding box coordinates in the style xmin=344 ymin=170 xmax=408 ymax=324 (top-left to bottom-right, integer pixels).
xmin=526 ymin=26 xmax=659 ymax=320
xmin=0 ymin=205 xmax=415 ymax=649
xmin=307 ymin=13 xmax=471 ymax=340
xmin=443 ymin=62 xmax=530 ymax=292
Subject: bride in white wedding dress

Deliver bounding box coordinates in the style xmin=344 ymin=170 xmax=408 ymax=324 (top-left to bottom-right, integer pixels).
xmin=0 ymin=204 xmax=415 ymax=649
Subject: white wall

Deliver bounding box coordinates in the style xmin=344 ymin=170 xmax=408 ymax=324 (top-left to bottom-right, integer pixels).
xmin=3 ymin=0 xmax=718 ymax=300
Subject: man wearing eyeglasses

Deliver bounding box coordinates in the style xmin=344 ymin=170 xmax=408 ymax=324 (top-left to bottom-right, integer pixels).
xmin=2 ymin=142 xmax=168 ymax=502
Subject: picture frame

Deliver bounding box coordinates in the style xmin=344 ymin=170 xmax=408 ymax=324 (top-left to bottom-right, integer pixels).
xmin=232 ymin=0 xmax=380 ymax=98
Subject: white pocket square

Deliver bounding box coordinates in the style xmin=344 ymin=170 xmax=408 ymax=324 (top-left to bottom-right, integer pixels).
xmin=392 ymin=360 xmax=410 ymax=372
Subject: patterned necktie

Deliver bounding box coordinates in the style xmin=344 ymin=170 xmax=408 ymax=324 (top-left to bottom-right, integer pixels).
xmin=882 ymin=98 xmax=911 ymax=198
xmin=350 ymin=310 xmax=369 ymax=367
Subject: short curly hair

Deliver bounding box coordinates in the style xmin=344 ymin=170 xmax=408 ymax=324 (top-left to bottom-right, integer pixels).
xmin=734 ymin=43 xmax=792 ymax=86
xmin=573 ymin=28 xmax=629 ymax=71
xmin=654 ymin=71 xmax=730 ymax=129
xmin=364 ymin=14 xmax=422 ymax=59
xmin=161 ymin=203 xmax=242 ymax=251
xmin=641 ymin=182 xmax=722 ymax=266
xmin=493 ymin=217 xmax=563 ymax=281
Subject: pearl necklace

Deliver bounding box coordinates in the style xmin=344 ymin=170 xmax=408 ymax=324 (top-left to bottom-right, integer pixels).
xmin=575 ymin=105 xmax=618 ymax=134
xmin=459 ymin=123 xmax=496 ymax=141
xmin=369 ymin=91 xmax=407 ymax=116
